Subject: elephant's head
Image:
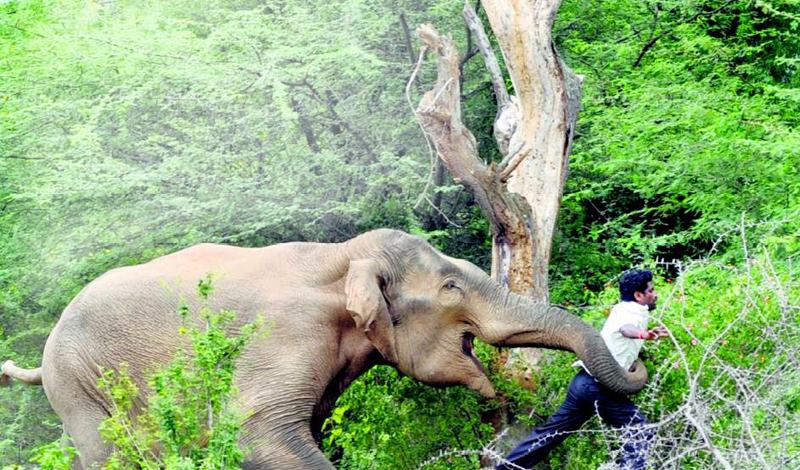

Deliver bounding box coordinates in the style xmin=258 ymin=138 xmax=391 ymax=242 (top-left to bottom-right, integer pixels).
xmin=344 ymin=229 xmax=646 ymax=397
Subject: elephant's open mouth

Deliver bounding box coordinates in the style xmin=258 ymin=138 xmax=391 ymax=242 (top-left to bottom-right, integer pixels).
xmin=461 ymin=332 xmax=487 ymax=375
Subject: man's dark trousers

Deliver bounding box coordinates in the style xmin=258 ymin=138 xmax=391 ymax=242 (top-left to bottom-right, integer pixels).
xmin=495 ymin=370 xmax=653 ymax=470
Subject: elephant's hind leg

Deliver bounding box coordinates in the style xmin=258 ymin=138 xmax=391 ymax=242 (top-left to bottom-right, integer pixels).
xmin=62 ymin=435 xmax=84 ymax=470
xmin=61 ymin=403 xmax=112 ymax=470
xmin=42 ymin=350 xmax=112 ymax=469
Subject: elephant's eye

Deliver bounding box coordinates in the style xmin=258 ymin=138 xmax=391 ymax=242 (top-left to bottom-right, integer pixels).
xmin=440 ymin=280 xmax=464 ymax=304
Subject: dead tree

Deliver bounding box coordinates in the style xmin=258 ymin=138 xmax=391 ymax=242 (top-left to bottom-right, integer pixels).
xmin=415 ymin=0 xmax=582 ymax=303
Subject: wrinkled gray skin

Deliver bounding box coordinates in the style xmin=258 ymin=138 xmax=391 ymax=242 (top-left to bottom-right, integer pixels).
xmin=1 ymin=229 xmax=646 ymax=469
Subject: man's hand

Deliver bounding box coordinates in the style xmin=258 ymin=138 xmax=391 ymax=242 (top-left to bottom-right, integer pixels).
xmin=621 ymin=324 xmax=670 ymax=340
xmin=638 ymin=326 xmax=668 ymax=340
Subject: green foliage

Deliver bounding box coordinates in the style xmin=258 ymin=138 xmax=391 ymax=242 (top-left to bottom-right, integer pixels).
xmin=549 ymin=0 xmax=800 ymax=303
xmin=321 ymin=364 xmax=496 ymax=469
xmin=0 ymin=374 xmax=62 ymax=467
xmin=97 ymin=275 xmax=262 ymax=470
xmin=322 ymin=230 xmax=799 ymax=468
xmin=28 ymin=438 xmax=76 ymax=470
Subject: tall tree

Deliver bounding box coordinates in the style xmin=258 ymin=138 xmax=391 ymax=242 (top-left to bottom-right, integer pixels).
xmin=415 ymin=0 xmax=581 ymax=303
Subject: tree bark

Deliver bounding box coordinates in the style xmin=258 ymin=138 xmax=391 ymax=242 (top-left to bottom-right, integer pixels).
xmin=415 ymin=26 xmax=533 ymax=295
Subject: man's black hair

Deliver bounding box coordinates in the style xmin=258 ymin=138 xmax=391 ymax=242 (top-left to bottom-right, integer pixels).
xmin=619 ymin=269 xmax=653 ymax=302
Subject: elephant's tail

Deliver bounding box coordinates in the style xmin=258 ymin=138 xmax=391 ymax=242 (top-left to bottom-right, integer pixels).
xmin=0 ymin=360 xmax=43 ymax=387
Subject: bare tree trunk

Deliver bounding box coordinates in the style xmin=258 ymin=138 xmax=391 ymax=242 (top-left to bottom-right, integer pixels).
xmin=399 ymin=12 xmax=423 ymax=93
xmin=481 ymin=0 xmax=583 ymax=302
xmin=415 ymin=0 xmax=581 ymax=300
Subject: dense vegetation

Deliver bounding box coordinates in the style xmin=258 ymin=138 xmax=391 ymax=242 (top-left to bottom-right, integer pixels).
xmin=1 ymin=0 xmax=798 ymax=468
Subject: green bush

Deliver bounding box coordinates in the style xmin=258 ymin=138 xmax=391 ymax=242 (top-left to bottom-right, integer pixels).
xmin=27 ymin=438 xmax=75 ymax=470
xmin=97 ymin=275 xmax=264 ymax=470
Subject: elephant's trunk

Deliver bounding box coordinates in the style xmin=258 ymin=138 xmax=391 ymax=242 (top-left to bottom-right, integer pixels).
xmin=476 ymin=287 xmax=647 ymax=395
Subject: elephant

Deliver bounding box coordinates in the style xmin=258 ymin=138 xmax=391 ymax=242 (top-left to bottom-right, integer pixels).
xmin=1 ymin=228 xmax=646 ymax=469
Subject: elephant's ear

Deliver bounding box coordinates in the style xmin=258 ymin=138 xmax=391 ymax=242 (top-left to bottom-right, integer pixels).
xmin=345 ymin=259 xmax=398 ymax=364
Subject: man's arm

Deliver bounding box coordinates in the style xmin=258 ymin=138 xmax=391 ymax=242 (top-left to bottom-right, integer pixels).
xmin=619 ymin=324 xmax=669 ymax=340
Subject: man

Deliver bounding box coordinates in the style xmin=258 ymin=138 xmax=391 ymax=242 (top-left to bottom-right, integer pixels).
xmin=496 ymin=269 xmax=668 ymax=470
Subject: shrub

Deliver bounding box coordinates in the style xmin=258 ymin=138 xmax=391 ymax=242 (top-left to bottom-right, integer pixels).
xmin=97 ymin=274 xmax=264 ymax=470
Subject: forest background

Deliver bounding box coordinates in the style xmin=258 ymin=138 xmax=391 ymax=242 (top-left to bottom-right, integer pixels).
xmin=1 ymin=0 xmax=799 ymax=468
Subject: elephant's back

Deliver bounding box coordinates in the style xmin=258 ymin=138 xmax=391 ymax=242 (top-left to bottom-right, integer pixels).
xmin=43 ymin=240 xmax=346 ymax=374
xmin=43 ymin=275 xmax=188 ymax=382
xmin=98 ymin=241 xmax=343 ymax=287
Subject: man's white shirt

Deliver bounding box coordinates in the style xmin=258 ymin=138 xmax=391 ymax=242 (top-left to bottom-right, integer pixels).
xmin=574 ymin=301 xmax=650 ymax=375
